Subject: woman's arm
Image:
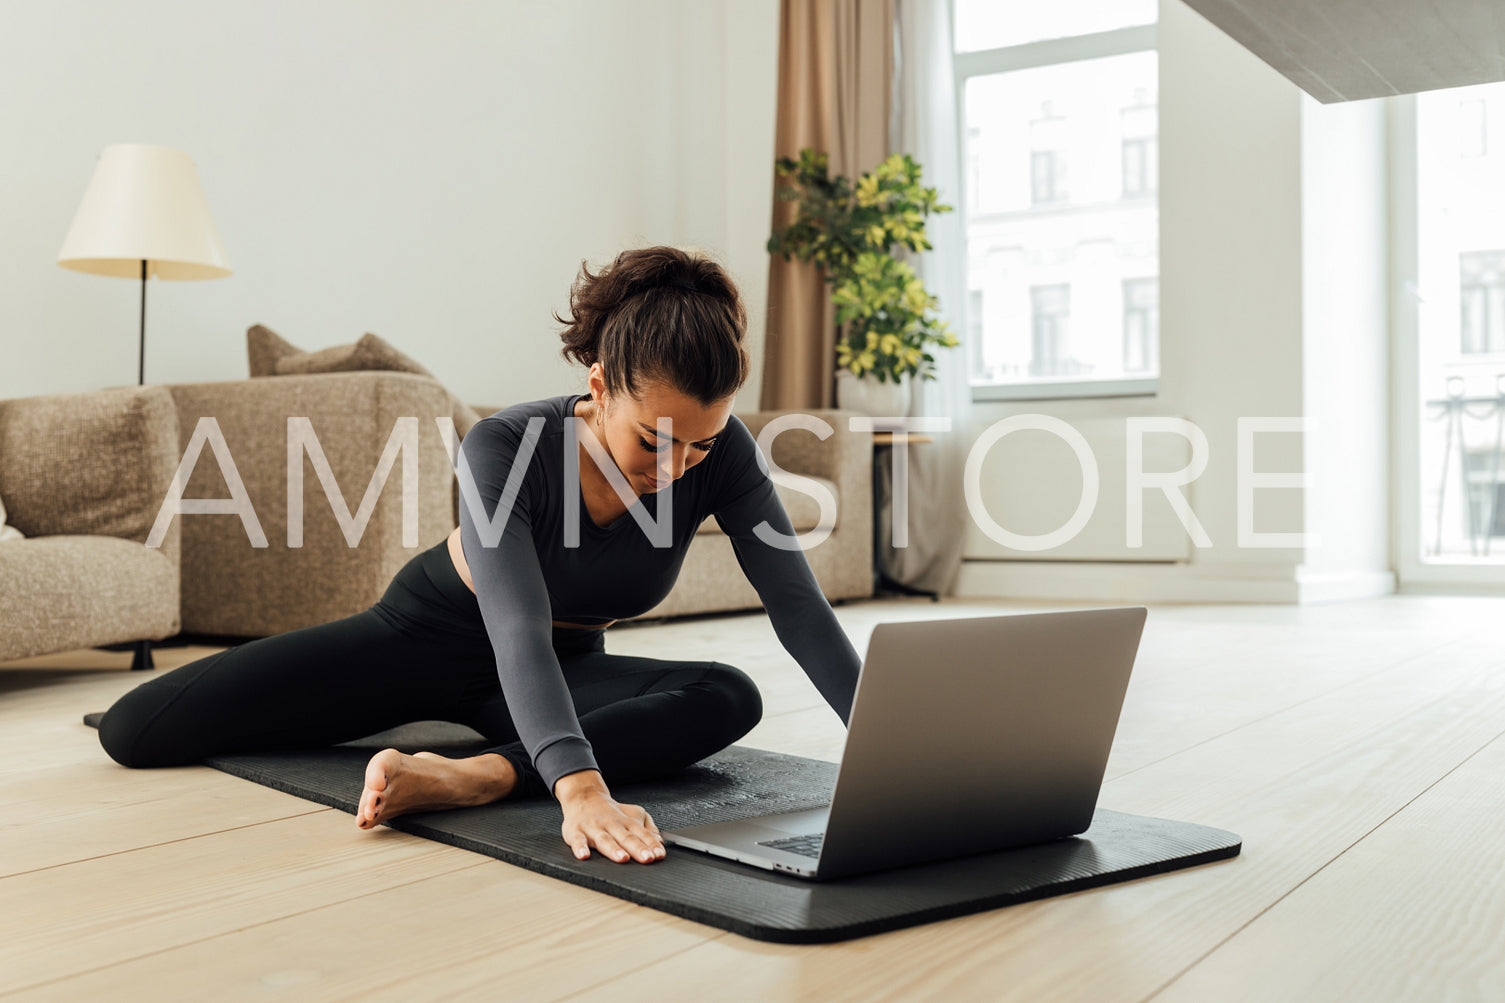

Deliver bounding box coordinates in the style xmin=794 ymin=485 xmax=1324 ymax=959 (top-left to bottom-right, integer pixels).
xmin=458 ymin=417 xmax=599 ymax=791
xmin=457 ymin=417 xmax=663 ymax=864
xmin=711 ymin=418 xmax=863 ymax=723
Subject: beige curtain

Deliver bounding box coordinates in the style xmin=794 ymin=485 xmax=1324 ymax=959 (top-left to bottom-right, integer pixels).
xmin=879 ymin=0 xmax=971 ymax=597
xmin=760 ymin=0 xmax=894 ymax=412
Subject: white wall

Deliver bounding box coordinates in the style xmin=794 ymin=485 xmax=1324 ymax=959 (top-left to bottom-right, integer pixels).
xmin=0 ymin=0 xmax=779 ymax=414
xmin=1157 ymin=0 xmax=1305 ymax=572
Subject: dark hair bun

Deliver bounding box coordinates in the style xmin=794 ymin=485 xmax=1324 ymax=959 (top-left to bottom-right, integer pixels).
xmin=555 ymin=246 xmax=748 ymax=407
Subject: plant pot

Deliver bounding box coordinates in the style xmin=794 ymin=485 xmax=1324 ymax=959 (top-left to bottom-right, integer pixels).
xmin=835 ymin=369 xmax=911 ymax=418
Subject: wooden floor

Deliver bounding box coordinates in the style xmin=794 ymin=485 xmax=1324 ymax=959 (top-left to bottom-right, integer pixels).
xmin=3 ymin=593 xmax=1504 ymax=1002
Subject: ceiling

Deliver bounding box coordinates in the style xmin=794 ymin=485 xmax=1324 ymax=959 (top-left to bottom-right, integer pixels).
xmin=1180 ymin=0 xmax=1505 ymax=102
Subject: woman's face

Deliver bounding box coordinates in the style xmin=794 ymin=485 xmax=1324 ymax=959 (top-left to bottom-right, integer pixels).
xmin=587 ymin=365 xmax=734 ymax=495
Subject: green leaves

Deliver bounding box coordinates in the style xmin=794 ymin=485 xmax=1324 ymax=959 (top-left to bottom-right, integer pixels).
xmin=769 ymin=148 xmax=961 ymax=382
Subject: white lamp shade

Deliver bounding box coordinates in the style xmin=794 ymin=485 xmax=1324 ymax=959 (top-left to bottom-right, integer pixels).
xmin=58 ymin=143 xmax=231 ymax=280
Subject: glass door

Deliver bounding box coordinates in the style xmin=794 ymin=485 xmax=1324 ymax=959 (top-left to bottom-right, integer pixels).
xmin=1398 ymin=82 xmax=1505 ymax=587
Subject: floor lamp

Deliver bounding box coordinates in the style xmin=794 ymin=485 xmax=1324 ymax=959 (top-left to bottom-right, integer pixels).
xmin=56 ymin=143 xmax=231 ymax=670
xmin=57 ymin=143 xmax=232 ymax=387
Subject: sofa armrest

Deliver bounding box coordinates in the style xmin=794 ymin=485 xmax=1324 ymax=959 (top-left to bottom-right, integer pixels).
xmin=163 ymin=370 xmax=459 ymax=635
xmin=0 ymin=384 xmax=182 ymax=570
xmin=737 ymin=406 xmax=872 ymax=518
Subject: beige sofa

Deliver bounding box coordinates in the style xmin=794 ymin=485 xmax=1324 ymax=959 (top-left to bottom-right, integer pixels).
xmin=0 ymin=385 xmax=182 ymax=669
xmin=165 ymin=370 xmax=873 ymax=637
xmin=164 ymin=371 xmax=458 ymax=638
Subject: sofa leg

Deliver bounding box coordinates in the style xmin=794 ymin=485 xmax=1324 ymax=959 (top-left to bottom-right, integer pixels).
xmin=874 ymin=570 xmax=940 ymax=601
xmin=130 ymin=639 xmax=155 ymax=671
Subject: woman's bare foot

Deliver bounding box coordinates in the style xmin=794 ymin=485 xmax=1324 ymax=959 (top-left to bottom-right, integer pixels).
xmin=356 ymin=749 xmax=518 ymax=829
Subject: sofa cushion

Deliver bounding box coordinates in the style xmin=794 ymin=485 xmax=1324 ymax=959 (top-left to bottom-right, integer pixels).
xmin=0 ymin=535 xmax=179 ymax=661
xmin=247 ymin=325 xmax=481 ymax=438
xmin=0 ymin=385 xmax=177 ymax=545
xmin=694 ymin=473 xmax=839 ymax=535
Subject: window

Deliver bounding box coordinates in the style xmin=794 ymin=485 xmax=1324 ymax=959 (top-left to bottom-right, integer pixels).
xmin=963 ymin=293 xmax=987 ymax=379
xmin=1030 ymin=284 xmax=1073 ymax=376
xmin=965 ymin=125 xmax=982 ymax=210
xmin=1029 ymin=103 xmax=1069 ymax=205
xmin=956 ymin=0 xmax=1159 ymax=400
xmin=1121 ymin=92 xmax=1157 ymax=197
xmin=1409 ymin=84 xmax=1505 ymax=571
xmin=1123 ymin=277 xmax=1158 ymax=372
xmin=1030 ymin=149 xmax=1067 ymax=204
xmin=1460 ymin=250 xmax=1505 ymax=354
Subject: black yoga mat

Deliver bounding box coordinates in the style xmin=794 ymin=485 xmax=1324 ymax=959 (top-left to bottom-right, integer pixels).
xmin=83 ymin=714 xmax=1241 ymax=943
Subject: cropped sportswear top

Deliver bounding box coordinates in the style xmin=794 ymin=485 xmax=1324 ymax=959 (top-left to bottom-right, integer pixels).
xmin=455 ymin=392 xmax=862 ymax=800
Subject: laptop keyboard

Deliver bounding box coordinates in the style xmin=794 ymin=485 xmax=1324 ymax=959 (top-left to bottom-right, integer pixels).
xmin=756 ymin=832 xmax=826 ymax=858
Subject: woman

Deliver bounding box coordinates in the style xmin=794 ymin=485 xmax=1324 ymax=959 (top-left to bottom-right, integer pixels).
xmin=98 ymin=245 xmax=862 ymax=866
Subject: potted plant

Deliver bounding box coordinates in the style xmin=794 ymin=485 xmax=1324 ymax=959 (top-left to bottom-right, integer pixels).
xmin=767 ymin=148 xmax=960 ymax=417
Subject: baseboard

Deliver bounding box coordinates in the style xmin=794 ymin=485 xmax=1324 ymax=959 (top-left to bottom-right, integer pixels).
xmin=1294 ymin=568 xmax=1398 ymax=604
xmin=954 ymin=560 xmax=1397 ymax=604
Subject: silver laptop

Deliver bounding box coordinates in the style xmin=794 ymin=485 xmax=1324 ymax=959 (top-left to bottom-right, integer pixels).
xmin=662 ymin=607 xmax=1148 ymax=881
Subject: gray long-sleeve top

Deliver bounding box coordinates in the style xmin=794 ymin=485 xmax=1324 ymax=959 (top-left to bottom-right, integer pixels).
xmin=456 ymin=393 xmax=861 ymax=800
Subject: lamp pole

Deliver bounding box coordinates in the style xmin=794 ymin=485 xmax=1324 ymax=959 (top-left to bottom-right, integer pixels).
xmin=139 ymin=260 xmax=148 ymax=386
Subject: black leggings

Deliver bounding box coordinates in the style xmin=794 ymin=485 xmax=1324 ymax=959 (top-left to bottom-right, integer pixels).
xmin=97 ymin=537 xmax=763 ymax=800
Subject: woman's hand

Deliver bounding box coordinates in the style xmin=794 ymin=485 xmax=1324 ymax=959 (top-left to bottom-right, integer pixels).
xmin=557 ymin=775 xmax=665 ymax=863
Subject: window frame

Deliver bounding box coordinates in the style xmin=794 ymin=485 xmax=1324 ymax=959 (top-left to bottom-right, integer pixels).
xmin=954 ymin=19 xmax=1160 ymax=402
